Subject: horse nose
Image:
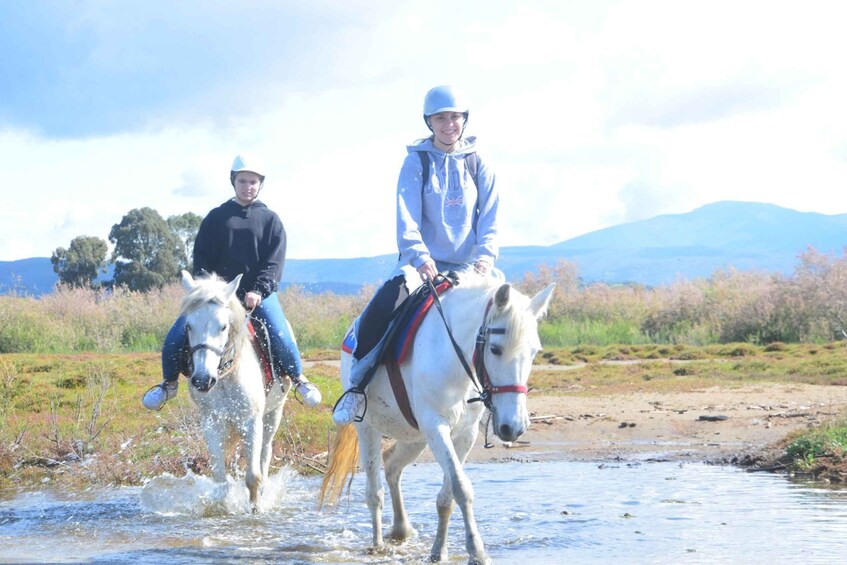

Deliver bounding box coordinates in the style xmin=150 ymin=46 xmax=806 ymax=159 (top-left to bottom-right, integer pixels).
xmin=496 ymin=423 xmax=523 ymax=443
xmin=191 ymin=373 xmax=217 ymax=392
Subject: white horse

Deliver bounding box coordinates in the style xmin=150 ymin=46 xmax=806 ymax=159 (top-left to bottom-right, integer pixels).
xmin=320 ymin=275 xmax=555 ymax=564
xmin=179 ymin=271 xmax=291 ymax=512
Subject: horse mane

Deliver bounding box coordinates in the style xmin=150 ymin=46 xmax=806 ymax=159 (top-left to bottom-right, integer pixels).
xmin=179 ymin=275 xmax=245 ymax=316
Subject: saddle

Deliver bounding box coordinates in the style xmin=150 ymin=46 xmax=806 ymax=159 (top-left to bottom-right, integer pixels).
xmin=342 ymin=273 xmax=457 ymax=428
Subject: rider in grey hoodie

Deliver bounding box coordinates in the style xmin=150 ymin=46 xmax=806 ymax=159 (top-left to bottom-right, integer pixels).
xmin=332 ymin=85 xmax=502 ymax=425
xmin=398 ymin=135 xmax=499 ymax=272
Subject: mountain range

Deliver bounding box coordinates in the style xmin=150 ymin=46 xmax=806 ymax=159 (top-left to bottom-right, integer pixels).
xmin=3 ymin=201 xmax=845 ymax=296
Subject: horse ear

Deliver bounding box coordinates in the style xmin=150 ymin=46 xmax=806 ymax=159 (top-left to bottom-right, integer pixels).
xmin=495 ymin=283 xmax=511 ymax=308
xmin=181 ymin=270 xmax=195 ymax=292
xmin=529 ymin=283 xmax=556 ymax=320
xmin=225 ymin=274 xmax=243 ymax=302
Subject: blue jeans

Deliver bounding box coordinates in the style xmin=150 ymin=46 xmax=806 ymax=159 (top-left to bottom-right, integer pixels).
xmin=162 ymin=292 xmax=303 ymax=382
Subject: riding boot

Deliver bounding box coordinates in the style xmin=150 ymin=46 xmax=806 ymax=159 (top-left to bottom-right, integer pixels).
xmin=332 ymin=345 xmax=383 ymax=425
xmin=332 ymin=389 xmax=365 ymax=425
xmin=290 ymin=374 xmax=322 ymax=407
xmin=142 ymin=379 xmax=178 ymax=411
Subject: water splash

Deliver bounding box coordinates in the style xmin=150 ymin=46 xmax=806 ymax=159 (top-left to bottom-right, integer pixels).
xmin=139 ymin=466 xmax=300 ymax=516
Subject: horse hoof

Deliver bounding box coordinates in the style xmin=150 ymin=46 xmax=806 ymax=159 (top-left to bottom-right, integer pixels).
xmin=366 ymin=544 xmax=388 ymax=556
xmin=389 ymin=525 xmax=415 ymax=542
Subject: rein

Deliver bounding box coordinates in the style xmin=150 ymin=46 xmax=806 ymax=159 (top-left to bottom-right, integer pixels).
xmin=424 ymin=276 xmax=528 ymax=412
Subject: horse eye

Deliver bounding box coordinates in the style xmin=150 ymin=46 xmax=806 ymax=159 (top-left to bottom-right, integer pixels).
xmin=490 ymin=345 xmax=503 ymax=356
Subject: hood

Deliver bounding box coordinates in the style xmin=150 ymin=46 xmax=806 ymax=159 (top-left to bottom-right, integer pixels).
xmin=226 ymin=197 xmax=267 ymax=217
xmin=407 ymin=135 xmax=477 ymax=156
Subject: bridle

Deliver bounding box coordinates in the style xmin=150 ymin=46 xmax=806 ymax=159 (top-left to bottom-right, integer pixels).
xmin=186 ymin=304 xmax=242 ymax=382
xmin=188 ymin=342 xmax=236 ymax=374
xmin=425 ymin=277 xmax=529 ymax=412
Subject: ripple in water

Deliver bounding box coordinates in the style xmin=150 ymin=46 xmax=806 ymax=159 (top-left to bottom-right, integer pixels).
xmin=0 ymin=460 xmax=846 ymax=564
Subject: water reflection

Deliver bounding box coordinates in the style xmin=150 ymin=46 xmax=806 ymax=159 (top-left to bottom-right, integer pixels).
xmin=0 ymin=459 xmax=845 ymax=564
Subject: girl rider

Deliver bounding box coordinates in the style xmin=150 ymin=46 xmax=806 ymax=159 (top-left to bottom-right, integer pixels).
xmin=332 ymin=85 xmax=502 ymax=425
xmin=142 ymin=155 xmax=322 ymax=411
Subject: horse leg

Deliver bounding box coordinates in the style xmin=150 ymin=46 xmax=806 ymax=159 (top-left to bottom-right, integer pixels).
xmin=431 ymin=473 xmax=454 ymax=562
xmin=202 ymin=417 xmax=228 ymax=484
xmin=431 ymin=417 xmax=483 ymax=561
xmin=242 ymin=418 xmax=263 ymax=512
xmin=260 ymin=406 xmax=284 ymax=482
xmin=425 ymin=425 xmax=490 ymax=565
xmin=382 ymin=440 xmax=426 ymax=542
xmin=358 ymin=423 xmax=386 ymax=551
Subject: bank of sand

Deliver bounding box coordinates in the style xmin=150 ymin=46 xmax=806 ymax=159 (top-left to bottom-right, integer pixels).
xmin=461 ymin=382 xmax=847 ymax=466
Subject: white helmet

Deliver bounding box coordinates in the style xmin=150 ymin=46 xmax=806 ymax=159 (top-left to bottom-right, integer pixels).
xmin=423 ymin=85 xmax=469 ymax=131
xmin=230 ymin=154 xmax=266 ymax=186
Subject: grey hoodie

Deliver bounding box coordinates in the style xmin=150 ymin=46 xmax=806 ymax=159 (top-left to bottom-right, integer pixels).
xmin=396 ymin=136 xmax=500 ymax=270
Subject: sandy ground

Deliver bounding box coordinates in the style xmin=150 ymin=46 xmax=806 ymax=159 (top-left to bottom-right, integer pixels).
xmin=463 ymin=383 xmax=847 ymax=465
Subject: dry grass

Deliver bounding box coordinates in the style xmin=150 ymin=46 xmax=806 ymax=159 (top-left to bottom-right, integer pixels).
xmin=0 ymin=353 xmax=341 ymax=490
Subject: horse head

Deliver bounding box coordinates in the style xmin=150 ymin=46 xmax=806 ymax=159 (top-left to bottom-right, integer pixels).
xmin=179 ymin=270 xmax=245 ymax=393
xmin=482 ymin=282 xmax=555 ymax=443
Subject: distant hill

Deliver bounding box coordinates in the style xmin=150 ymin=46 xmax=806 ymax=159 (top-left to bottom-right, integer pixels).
xmin=544 ymin=201 xmax=847 ymax=284
xmin=2 ymin=201 xmax=844 ymax=296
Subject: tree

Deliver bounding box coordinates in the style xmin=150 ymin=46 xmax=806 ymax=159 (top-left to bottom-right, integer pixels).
xmin=167 ymin=212 xmax=203 ymax=272
xmin=109 ymin=207 xmax=183 ymax=291
xmin=50 ymin=235 xmax=108 ymax=289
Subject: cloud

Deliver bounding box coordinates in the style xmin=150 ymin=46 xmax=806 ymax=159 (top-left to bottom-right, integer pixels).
xmin=2 ymin=0 xmax=847 ymax=265
xmin=0 ymin=1 xmax=396 ymax=138
xmin=607 ymin=78 xmax=797 ymax=129
xmin=172 ymin=170 xmax=217 ymax=199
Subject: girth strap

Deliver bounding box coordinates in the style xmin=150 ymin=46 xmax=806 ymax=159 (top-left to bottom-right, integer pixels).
xmin=385 ymin=357 xmax=419 ymax=429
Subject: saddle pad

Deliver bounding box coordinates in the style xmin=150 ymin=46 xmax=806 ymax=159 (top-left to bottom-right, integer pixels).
xmin=339 ymin=278 xmax=452 ymax=363
xmin=392 ymin=278 xmax=453 ymax=363
xmin=392 ymin=295 xmax=434 ymax=364
xmin=342 ymin=327 xmax=356 ymax=354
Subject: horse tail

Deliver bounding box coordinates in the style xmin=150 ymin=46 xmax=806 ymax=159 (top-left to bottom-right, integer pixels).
xmin=317 ymin=424 xmax=360 ymax=509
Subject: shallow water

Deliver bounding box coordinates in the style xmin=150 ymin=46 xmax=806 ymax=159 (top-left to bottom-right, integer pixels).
xmin=1 ymin=459 xmax=846 ymax=564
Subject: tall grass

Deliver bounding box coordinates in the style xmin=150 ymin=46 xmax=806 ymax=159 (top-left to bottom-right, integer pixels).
xmin=523 ymin=248 xmax=847 ymax=347
xmin=1 ymin=248 xmax=845 ymax=353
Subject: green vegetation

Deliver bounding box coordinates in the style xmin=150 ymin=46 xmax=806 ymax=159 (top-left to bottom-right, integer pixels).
xmin=51 ymin=235 xmax=109 ymax=289
xmin=1 ymin=247 xmax=846 ymax=486
xmin=51 ymin=208 xmax=202 ymax=291
xmin=5 ymin=247 xmax=847 ymax=354
xmin=784 ymin=420 xmax=847 ymax=477
xmin=109 ymin=207 xmax=191 ymax=291
xmin=2 ymin=342 xmax=846 ymax=489
xmin=532 ymin=342 xmax=847 ymax=392
xmin=0 ymin=353 xmax=342 ymax=489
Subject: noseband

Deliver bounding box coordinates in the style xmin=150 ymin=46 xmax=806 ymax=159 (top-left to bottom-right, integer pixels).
xmin=188 ymin=323 xmax=238 ymax=379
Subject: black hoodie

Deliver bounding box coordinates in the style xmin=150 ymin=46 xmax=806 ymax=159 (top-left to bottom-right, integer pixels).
xmin=193 ymin=199 xmax=286 ymax=300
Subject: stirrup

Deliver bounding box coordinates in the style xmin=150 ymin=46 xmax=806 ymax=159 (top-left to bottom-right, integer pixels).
xmin=333 ymin=387 xmax=367 ymax=423
xmin=142 ymin=381 xmax=176 ymax=411
xmin=291 ymin=375 xmax=322 ymax=407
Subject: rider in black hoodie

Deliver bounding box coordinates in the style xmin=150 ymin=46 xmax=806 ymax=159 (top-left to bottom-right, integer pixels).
xmin=142 ymin=154 xmax=322 ymax=411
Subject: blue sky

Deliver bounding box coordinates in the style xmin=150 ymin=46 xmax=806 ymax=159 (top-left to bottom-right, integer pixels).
xmin=1 ymin=0 xmax=846 ymax=262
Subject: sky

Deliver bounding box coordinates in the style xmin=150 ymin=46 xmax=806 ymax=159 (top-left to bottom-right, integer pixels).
xmin=1 ymin=0 xmax=846 ymax=262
